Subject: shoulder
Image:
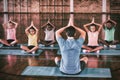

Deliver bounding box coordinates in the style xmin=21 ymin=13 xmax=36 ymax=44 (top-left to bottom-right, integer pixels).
xmin=56 ymin=37 xmax=64 ymax=41
xmin=95 ymin=31 xmax=99 ymax=33
xmin=76 ymin=37 xmax=84 ymax=42
xmin=27 ymin=34 xmax=31 ymax=37
xmin=87 ymin=31 xmax=91 ymax=34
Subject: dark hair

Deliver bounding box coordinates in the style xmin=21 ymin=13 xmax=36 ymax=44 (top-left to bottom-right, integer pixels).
xmin=106 ymin=21 xmax=113 ymax=24
xmin=8 ymin=21 xmax=14 ymax=25
xmin=47 ymin=23 xmax=51 ymax=26
xmin=47 ymin=24 xmax=53 ymax=28
xmin=89 ymin=24 xmax=97 ymax=31
xmin=29 ymin=27 xmax=36 ymax=32
xmin=90 ymin=24 xmax=96 ymax=27
xmin=65 ymin=26 xmax=76 ymax=37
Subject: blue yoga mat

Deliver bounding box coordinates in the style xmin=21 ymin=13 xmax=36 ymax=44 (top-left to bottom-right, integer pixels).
xmin=39 ymin=44 xmax=59 ymax=50
xmin=0 ymin=49 xmax=43 ymax=56
xmin=0 ymin=44 xmax=28 ymax=49
xmin=21 ymin=66 xmax=111 ymax=78
xmin=0 ymin=44 xmax=21 ymax=49
xmin=116 ymin=44 xmax=120 ymax=50
xmin=57 ymin=49 xmax=120 ymax=56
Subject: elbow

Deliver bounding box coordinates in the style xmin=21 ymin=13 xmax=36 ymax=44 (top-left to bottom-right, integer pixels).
xmin=36 ymin=29 xmax=38 ymax=32
xmin=25 ymin=29 xmax=27 ymax=32
xmin=82 ymin=29 xmax=86 ymax=34
xmin=82 ymin=31 xmax=86 ymax=38
xmin=84 ymin=33 xmax=86 ymax=38
xmin=55 ymin=31 xmax=58 ymax=35
xmin=55 ymin=30 xmax=61 ymax=36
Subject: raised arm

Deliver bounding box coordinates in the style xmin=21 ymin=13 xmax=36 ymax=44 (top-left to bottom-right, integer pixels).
xmin=41 ymin=19 xmax=55 ymax=30
xmin=41 ymin=22 xmax=48 ymax=30
xmin=10 ymin=20 xmax=18 ymax=28
xmin=2 ymin=22 xmax=7 ymax=29
xmin=73 ymin=26 xmax=86 ymax=40
xmin=47 ymin=21 xmax=55 ymax=30
xmin=94 ymin=22 xmax=102 ymax=32
xmin=69 ymin=15 xmax=86 ymax=40
xmin=103 ymin=16 xmax=117 ymax=27
xmin=55 ymin=26 xmax=68 ymax=38
xmin=109 ymin=19 xmax=117 ymax=27
xmin=67 ymin=14 xmax=74 ymax=26
xmin=32 ymin=21 xmax=38 ymax=35
xmin=83 ymin=23 xmax=92 ymax=32
xmin=108 ymin=15 xmax=117 ymax=26
xmin=102 ymin=20 xmax=107 ymax=27
xmin=55 ymin=16 xmax=73 ymax=38
xmin=83 ymin=17 xmax=95 ymax=32
xmin=25 ymin=21 xmax=33 ymax=35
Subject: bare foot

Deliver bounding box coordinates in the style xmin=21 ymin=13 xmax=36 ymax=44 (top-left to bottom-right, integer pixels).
xmin=80 ymin=57 xmax=88 ymax=64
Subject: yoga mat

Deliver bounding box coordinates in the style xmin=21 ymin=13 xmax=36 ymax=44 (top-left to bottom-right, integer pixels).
xmin=0 ymin=49 xmax=43 ymax=56
xmin=39 ymin=44 xmax=59 ymax=49
xmin=21 ymin=66 xmax=111 ymax=78
xmin=0 ymin=44 xmax=20 ymax=49
xmin=57 ymin=49 xmax=120 ymax=56
xmin=116 ymin=44 xmax=120 ymax=50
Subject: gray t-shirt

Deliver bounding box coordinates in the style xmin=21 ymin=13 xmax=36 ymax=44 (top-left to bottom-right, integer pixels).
xmin=56 ymin=37 xmax=84 ymax=74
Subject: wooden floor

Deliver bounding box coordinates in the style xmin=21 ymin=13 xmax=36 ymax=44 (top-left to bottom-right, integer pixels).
xmin=0 ymin=49 xmax=120 ymax=80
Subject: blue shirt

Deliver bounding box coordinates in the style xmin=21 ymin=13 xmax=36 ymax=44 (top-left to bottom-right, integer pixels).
xmin=56 ymin=37 xmax=84 ymax=74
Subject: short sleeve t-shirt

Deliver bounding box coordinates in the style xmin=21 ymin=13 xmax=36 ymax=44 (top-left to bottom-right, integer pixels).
xmin=28 ymin=34 xmax=38 ymax=46
xmin=104 ymin=27 xmax=115 ymax=41
xmin=56 ymin=37 xmax=84 ymax=74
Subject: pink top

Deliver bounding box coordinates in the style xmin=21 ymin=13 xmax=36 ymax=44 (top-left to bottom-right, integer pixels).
xmin=6 ymin=28 xmax=16 ymax=40
xmin=87 ymin=31 xmax=99 ymax=46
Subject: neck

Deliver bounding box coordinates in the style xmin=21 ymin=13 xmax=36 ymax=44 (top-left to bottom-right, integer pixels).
xmin=91 ymin=31 xmax=96 ymax=32
xmin=68 ymin=37 xmax=74 ymax=39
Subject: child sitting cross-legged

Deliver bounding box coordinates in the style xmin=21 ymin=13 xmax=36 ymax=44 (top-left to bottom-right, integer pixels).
xmin=20 ymin=21 xmax=39 ymax=54
xmin=82 ymin=17 xmax=103 ymax=53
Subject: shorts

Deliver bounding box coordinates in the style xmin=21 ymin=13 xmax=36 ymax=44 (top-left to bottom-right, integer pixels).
xmin=3 ymin=39 xmax=17 ymax=46
xmin=7 ymin=39 xmax=15 ymax=44
xmin=44 ymin=40 xmax=53 ymax=46
xmin=88 ymin=46 xmax=99 ymax=49
xmin=105 ymin=40 xmax=113 ymax=45
xmin=45 ymin=40 xmax=52 ymax=44
xmin=56 ymin=60 xmax=86 ymax=75
xmin=28 ymin=45 xmax=35 ymax=49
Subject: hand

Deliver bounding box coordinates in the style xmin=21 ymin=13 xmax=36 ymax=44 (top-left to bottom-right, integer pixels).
xmin=31 ymin=21 xmax=34 ymax=26
xmin=108 ymin=15 xmax=110 ymax=20
xmin=67 ymin=17 xmax=74 ymax=26
xmin=9 ymin=17 xmax=12 ymax=21
xmin=47 ymin=18 xmax=50 ymax=23
xmin=91 ymin=17 xmax=95 ymax=23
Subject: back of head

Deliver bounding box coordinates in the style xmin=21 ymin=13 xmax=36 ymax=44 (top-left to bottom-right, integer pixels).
xmin=65 ymin=26 xmax=76 ymax=37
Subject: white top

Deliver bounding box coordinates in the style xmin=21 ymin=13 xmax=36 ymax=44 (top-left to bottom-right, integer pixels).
xmin=44 ymin=29 xmax=55 ymax=41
